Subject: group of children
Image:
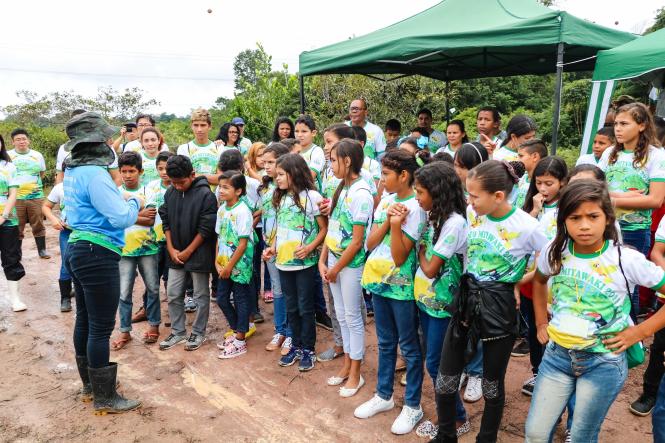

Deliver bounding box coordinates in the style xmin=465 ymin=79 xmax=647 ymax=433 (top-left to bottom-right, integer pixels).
xmin=3 ymin=102 xmax=665 ymax=442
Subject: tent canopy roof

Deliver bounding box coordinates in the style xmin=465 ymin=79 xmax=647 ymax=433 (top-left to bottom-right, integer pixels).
xmin=299 ymin=0 xmax=636 ymax=81
xmin=592 ymin=28 xmax=665 ymax=82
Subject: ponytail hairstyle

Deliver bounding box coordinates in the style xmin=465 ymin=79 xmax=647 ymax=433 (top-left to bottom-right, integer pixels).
xmin=568 ymin=164 xmax=605 ymax=182
xmin=0 ymin=135 xmax=9 ymax=163
xmin=501 ymin=115 xmax=537 ymax=147
xmin=272 ymin=153 xmax=315 ymax=212
xmin=325 ymin=123 xmax=355 ymax=141
xmin=330 ymin=138 xmax=364 ymax=215
xmin=415 ymin=162 xmax=467 ymax=244
xmin=140 ymin=127 xmax=164 ymax=149
xmin=381 ymin=149 xmax=421 ymax=187
xmin=454 ymin=142 xmax=489 ymax=170
xmin=467 ymin=159 xmax=519 ymax=197
xmin=259 ymin=142 xmax=290 ymax=192
xmin=218 ymin=169 xmax=247 ymax=197
xmin=398 ymin=137 xmax=432 ymax=166
xmin=522 ymin=156 xmax=568 ymax=213
xmin=547 ymin=179 xmax=618 ymax=275
xmin=607 ymin=102 xmax=656 ymax=168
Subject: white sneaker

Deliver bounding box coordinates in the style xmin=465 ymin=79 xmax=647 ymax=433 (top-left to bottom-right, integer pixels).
xmin=354 ymin=394 xmax=394 ymax=419
xmin=464 ymin=376 xmax=482 ymax=402
xmin=391 ymin=404 xmax=423 ymax=435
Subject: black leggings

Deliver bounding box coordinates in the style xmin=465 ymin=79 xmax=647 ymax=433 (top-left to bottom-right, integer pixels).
xmin=435 ymin=327 xmax=515 ymax=442
xmin=0 ymin=224 xmax=25 ymax=281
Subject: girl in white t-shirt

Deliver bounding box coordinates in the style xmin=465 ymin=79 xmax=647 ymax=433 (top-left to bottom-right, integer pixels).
xmin=599 ymin=103 xmax=665 ymax=319
xmin=522 ymin=156 xmax=568 ymax=219
xmin=526 ymin=179 xmax=665 ymax=442
xmin=435 ymin=160 xmax=547 ymax=442
xmin=319 ymin=139 xmax=373 ymax=397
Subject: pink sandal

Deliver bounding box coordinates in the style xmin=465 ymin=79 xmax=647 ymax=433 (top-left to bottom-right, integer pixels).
xmin=263 ymin=290 xmax=274 ymax=304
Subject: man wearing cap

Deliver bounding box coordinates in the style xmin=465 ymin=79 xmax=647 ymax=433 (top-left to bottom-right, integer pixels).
xmin=232 ymin=117 xmax=252 ymax=154
xmin=63 ymin=112 xmax=143 ymax=415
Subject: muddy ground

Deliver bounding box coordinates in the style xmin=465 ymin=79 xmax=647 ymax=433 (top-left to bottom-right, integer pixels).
xmin=0 ymin=232 xmax=656 ymax=442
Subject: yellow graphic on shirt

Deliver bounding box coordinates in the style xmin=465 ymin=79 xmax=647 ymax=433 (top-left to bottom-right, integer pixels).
xmin=589 ymin=260 xmax=618 ymax=285
xmin=497 ymin=226 xmax=520 ymax=249
xmin=277 ymin=240 xmax=300 ymax=264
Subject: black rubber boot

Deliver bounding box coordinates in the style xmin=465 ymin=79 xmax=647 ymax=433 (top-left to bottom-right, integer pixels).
xmin=59 ymin=279 xmax=72 ymax=312
xmin=75 ymin=355 xmax=93 ymax=402
xmin=35 ymin=236 xmax=51 ymax=259
xmin=88 ymin=362 xmax=141 ymax=415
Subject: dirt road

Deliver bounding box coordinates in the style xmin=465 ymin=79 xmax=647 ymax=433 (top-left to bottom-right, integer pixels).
xmin=0 ymin=234 xmax=656 ymax=442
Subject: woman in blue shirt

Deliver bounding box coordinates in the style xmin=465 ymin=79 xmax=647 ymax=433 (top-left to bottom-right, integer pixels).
xmin=63 ymin=112 xmax=143 ymax=415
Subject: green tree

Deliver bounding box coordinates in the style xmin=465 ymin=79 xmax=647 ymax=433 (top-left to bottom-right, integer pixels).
xmin=233 ymin=43 xmax=272 ymax=92
xmin=646 ymin=7 xmax=665 ymax=33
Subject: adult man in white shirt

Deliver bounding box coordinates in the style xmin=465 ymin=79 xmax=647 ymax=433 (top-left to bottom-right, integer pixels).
xmin=346 ymin=98 xmax=387 ymax=160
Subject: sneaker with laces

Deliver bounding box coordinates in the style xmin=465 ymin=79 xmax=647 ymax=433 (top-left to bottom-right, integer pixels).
xmin=218 ymin=339 xmax=247 ymax=359
xmin=299 ymin=349 xmax=316 ymax=371
xmin=217 ymin=334 xmax=236 ymax=349
xmin=354 ymin=394 xmax=395 ymax=419
xmin=279 ymin=346 xmax=302 ymax=367
xmin=159 ymin=333 xmax=186 ymax=350
xmin=266 ymin=334 xmax=285 ymax=351
xmin=464 ymin=375 xmax=482 ymax=402
xmin=184 ymin=296 xmax=197 ymax=313
xmin=564 ymin=429 xmax=572 ymax=443
xmin=280 ymin=337 xmax=293 ymax=356
xmin=391 ymin=404 xmax=423 ymax=435
xmin=184 ymin=333 xmax=206 ymax=351
xmin=629 ymin=393 xmax=657 ymax=416
xmin=521 ymin=374 xmax=537 ymax=396
xmin=511 ymin=338 xmax=530 ymax=357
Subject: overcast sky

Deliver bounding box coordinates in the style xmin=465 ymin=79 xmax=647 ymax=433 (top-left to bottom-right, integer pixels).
xmin=0 ymin=0 xmax=662 ymax=117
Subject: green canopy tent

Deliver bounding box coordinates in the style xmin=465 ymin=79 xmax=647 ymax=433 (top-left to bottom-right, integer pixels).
xmin=298 ymin=0 xmax=635 ymax=153
xmin=580 ymin=28 xmax=665 ymax=156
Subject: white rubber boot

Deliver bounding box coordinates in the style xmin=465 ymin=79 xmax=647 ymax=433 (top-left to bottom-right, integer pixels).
xmin=7 ymin=280 xmax=27 ymax=312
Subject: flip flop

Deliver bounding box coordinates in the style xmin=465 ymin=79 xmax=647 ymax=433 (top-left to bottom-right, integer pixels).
xmin=143 ymin=330 xmax=159 ymax=344
xmin=111 ymin=335 xmax=132 ymax=351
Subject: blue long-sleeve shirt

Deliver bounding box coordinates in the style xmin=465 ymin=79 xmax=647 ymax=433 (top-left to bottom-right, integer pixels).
xmin=63 ymin=165 xmax=140 ymax=254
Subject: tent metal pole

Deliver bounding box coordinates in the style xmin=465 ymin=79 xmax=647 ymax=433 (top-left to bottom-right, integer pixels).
xmin=299 ymin=75 xmax=306 ymax=114
xmin=551 ymin=42 xmax=565 ymax=155
xmin=445 ymin=80 xmax=450 ymax=125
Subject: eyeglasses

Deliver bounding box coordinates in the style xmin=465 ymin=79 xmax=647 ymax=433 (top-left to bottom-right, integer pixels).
xmin=349 ymin=107 xmax=366 ymax=112
xmin=229 ymin=131 xmax=239 ymax=135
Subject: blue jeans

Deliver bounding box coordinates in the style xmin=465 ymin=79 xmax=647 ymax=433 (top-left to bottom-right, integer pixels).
xmin=525 ymin=341 xmax=628 ymax=443
xmin=59 ymin=229 xmax=71 ymax=281
xmin=419 ymin=310 xmax=466 ymax=421
xmin=280 ymin=266 xmax=317 ymax=351
xmin=266 ymin=258 xmax=291 ymax=337
xmin=654 ymin=375 xmax=665 ymax=443
xmin=118 ymin=254 xmax=161 ymax=332
xmin=217 ymin=278 xmax=251 ymax=334
xmin=621 ymin=227 xmax=651 ymax=319
xmin=314 ymin=270 xmax=327 ymax=313
xmin=373 ymin=294 xmax=423 ymax=408
xmin=67 ymin=241 xmax=120 ymax=368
